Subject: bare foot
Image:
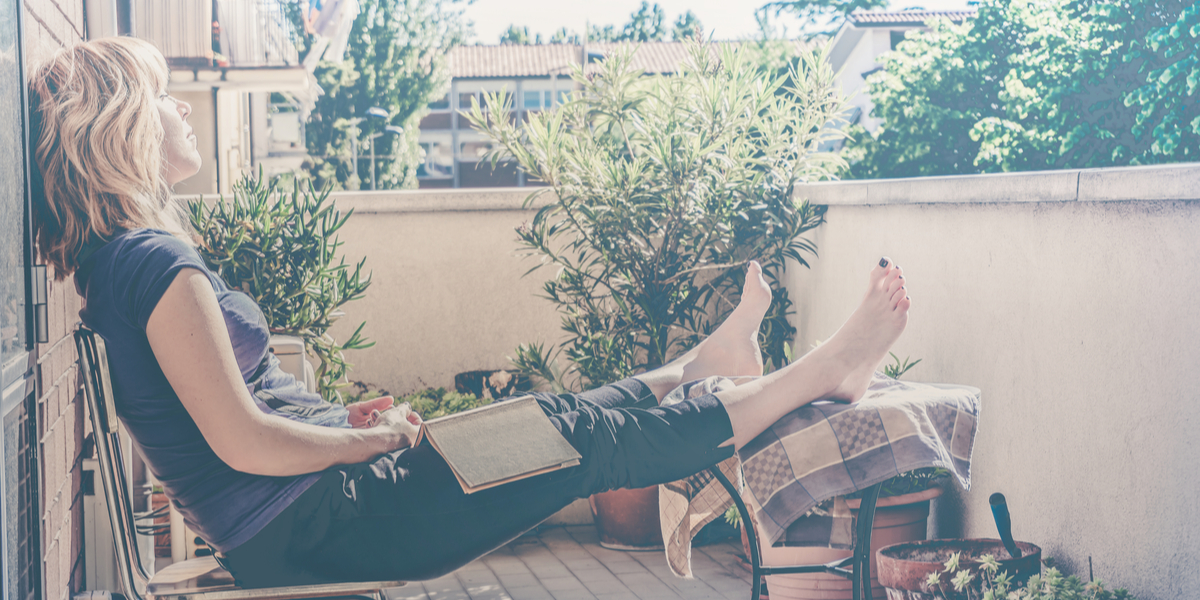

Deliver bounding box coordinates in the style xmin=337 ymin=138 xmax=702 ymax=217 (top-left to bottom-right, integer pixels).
xmin=680 ymin=261 xmax=773 ymax=382
xmin=816 ymin=257 xmax=911 ymax=402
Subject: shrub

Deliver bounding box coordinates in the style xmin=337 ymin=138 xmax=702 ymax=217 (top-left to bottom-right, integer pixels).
xmin=467 ymin=41 xmax=848 ymax=392
xmin=188 ymin=175 xmax=372 ymax=401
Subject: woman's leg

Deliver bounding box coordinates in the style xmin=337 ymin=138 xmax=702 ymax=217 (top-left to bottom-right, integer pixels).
xmin=632 ymin=261 xmax=775 ymax=401
xmin=717 ymin=257 xmax=909 ymax=448
xmin=635 ymin=258 xmax=909 ymax=449
xmin=223 ymin=259 xmax=910 ymax=586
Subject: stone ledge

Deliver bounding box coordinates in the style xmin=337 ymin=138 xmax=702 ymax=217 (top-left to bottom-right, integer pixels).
xmin=794 ymin=163 xmax=1200 ymax=205
xmin=332 ymin=187 xmax=557 ymax=214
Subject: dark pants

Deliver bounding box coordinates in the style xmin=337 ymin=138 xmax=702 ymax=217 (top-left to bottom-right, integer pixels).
xmin=221 ymin=379 xmax=734 ymax=587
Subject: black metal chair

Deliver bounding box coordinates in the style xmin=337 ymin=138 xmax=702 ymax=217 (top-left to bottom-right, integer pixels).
xmin=708 ymin=467 xmax=883 ymax=600
xmin=77 ymin=326 xmax=407 ymax=600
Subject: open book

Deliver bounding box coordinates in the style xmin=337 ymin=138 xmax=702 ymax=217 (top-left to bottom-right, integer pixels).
xmin=413 ymin=396 xmax=582 ymax=494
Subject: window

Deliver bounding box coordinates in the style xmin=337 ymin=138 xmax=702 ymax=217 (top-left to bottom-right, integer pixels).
xmin=417 ymin=142 xmax=453 ymax=178
xmin=427 ymin=93 xmax=450 ymax=111
xmin=459 ymin=141 xmax=496 ymax=162
xmin=523 ymin=91 xmax=542 ymax=110
xmin=556 ymin=89 xmax=571 ymax=105
xmin=890 ymin=30 xmax=907 ymax=50
xmin=458 ymin=92 xmax=478 ymax=111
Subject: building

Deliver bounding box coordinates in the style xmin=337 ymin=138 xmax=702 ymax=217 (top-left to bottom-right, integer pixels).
xmin=418 ymin=42 xmax=758 ymax=189
xmin=826 ymin=10 xmax=976 ymax=133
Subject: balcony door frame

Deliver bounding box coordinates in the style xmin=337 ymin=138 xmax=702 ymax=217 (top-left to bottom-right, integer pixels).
xmin=1 ymin=0 xmax=44 ymax=598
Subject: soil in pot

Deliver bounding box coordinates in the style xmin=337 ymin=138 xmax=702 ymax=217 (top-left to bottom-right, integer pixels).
xmin=590 ymin=487 xmax=663 ymax=550
xmin=744 ymin=488 xmax=941 ymax=600
xmin=877 ymin=538 xmax=1042 ymax=600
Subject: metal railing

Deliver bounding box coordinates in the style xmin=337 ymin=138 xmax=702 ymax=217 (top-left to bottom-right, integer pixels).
xmin=133 ymin=0 xmax=300 ymax=68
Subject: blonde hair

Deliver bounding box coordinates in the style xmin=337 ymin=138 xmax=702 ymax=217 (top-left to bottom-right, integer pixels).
xmin=29 ymin=37 xmax=191 ymax=279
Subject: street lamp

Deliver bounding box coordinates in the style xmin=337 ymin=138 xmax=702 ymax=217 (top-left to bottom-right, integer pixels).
xmin=348 ymin=106 xmax=391 ymax=189
xmin=369 ymin=125 xmax=405 ymax=190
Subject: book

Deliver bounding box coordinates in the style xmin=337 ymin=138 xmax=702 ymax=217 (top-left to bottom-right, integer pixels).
xmin=413 ymin=396 xmax=582 ymax=494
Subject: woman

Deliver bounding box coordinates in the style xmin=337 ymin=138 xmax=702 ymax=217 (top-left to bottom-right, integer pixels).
xmin=29 ymin=38 xmax=911 ymax=587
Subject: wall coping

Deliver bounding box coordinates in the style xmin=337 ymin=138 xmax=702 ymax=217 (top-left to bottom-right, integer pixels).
xmin=185 ymin=163 xmax=1200 ymax=212
xmin=793 ymin=163 xmax=1200 ymax=205
xmin=331 ymin=187 xmax=556 ymax=213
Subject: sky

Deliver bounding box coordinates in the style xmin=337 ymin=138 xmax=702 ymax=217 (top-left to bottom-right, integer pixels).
xmin=463 ymin=0 xmax=974 ymax=45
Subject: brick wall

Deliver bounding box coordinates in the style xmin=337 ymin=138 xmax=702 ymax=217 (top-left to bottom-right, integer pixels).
xmin=23 ymin=2 xmax=88 ymax=599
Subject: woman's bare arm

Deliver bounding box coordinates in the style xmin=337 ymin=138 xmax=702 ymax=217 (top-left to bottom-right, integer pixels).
xmin=146 ymin=268 xmax=417 ymax=476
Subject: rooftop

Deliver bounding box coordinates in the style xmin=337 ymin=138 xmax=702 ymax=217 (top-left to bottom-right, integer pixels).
xmin=846 ymin=10 xmax=976 ymax=26
xmin=448 ymin=41 xmax=812 ymax=79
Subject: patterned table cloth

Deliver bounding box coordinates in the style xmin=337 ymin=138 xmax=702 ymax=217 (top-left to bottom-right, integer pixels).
xmin=658 ymin=373 xmax=981 ymax=578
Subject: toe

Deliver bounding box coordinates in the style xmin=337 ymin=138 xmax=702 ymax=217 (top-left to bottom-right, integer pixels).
xmin=896 ymin=294 xmax=912 ymax=313
xmin=887 ymin=276 xmax=905 ymax=297
xmin=871 ymin=257 xmax=894 ymax=285
xmin=889 ymin=287 xmax=907 ymax=308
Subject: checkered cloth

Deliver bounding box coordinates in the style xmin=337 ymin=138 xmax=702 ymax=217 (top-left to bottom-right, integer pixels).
xmin=658 ymin=373 xmax=981 ymax=578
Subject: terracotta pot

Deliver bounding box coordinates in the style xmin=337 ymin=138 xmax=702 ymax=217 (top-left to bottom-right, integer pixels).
xmin=589 ymin=487 xmax=663 ymax=550
xmin=744 ymin=488 xmax=942 ymax=600
xmin=876 ymin=538 xmax=1042 ymax=599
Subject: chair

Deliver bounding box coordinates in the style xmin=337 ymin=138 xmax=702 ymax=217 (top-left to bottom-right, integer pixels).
xmin=76 ymin=326 xmax=407 ymax=600
xmin=708 ymin=467 xmax=883 ymax=600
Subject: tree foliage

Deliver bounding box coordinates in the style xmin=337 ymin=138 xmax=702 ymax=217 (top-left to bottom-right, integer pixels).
xmin=510 ymin=3 xmax=704 ymax=45
xmin=842 ymin=0 xmax=1198 ymax=178
xmin=759 ymin=0 xmax=888 ymax=34
xmin=499 ymin=25 xmax=540 ymax=45
xmin=466 ymin=43 xmax=847 ymax=391
xmin=300 ymin=0 xmax=466 ymax=191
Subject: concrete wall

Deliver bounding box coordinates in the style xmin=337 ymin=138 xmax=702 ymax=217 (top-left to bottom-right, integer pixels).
xmin=327 ymin=188 xmax=563 ymax=395
xmin=23 ymin=2 xmax=88 ymax=599
xmin=790 ymin=164 xmax=1200 ymax=600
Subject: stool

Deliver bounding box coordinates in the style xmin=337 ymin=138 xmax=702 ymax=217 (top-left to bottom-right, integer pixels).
xmin=709 ymin=467 xmax=883 ymax=600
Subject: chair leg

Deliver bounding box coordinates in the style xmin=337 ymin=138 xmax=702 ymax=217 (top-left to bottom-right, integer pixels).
xmin=709 ymin=467 xmax=761 ymax=600
xmin=852 ymin=483 xmax=883 ymax=600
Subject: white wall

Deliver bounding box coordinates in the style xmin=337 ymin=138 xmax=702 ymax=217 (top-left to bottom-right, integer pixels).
xmin=327 ymin=188 xmax=563 ymax=395
xmin=790 ymin=164 xmax=1200 ymax=600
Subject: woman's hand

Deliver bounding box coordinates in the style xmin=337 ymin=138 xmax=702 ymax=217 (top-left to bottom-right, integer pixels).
xmin=347 ymin=396 xmax=396 ymax=429
xmin=370 ymin=403 xmax=423 ymax=451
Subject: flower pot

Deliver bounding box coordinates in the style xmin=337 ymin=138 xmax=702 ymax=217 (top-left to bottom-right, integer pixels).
xmin=589 ymin=487 xmax=664 ymax=550
xmin=744 ymin=488 xmax=942 ymax=600
xmin=876 ymin=538 xmax=1042 ymax=599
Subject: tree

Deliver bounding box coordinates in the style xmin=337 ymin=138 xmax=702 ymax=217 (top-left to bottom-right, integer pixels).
xmin=841 ymin=0 xmax=1197 ymax=178
xmin=758 ymin=0 xmax=888 ymax=34
xmin=550 ymin=27 xmax=582 ymax=44
xmin=517 ymin=3 xmax=700 ymax=44
xmin=1118 ymin=0 xmax=1199 ymax=162
xmin=300 ymin=0 xmax=466 ymax=191
xmin=500 ymin=25 xmax=543 ymax=45
xmin=671 ymin=11 xmax=704 ymax=42
xmin=621 ymin=1 xmax=667 ymax=41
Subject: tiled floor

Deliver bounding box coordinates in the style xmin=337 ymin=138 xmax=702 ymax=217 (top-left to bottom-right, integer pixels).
xmin=385 ymin=525 xmax=754 ymax=600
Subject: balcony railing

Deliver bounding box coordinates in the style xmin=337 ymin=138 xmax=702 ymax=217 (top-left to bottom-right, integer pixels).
xmin=132 ymin=0 xmax=300 ymax=69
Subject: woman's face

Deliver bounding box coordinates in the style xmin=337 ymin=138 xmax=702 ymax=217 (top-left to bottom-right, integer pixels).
xmin=157 ymin=91 xmax=202 ymax=186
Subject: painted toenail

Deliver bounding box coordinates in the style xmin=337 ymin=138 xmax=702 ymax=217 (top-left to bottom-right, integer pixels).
xmin=879 ymin=258 xmax=889 ymax=268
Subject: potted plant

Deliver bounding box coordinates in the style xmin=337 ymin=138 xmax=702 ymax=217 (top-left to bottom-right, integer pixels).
xmin=467 ymin=41 xmax=848 ymax=549
xmin=878 ymin=544 xmax=1135 ymax=600
xmin=189 ymin=173 xmax=372 ymax=402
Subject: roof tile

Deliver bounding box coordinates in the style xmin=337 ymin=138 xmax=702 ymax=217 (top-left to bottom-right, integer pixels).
xmin=847 ymin=10 xmax=975 ymax=25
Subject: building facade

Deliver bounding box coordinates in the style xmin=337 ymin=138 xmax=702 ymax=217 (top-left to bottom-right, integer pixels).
xmin=418 ymin=42 xmax=716 ymax=189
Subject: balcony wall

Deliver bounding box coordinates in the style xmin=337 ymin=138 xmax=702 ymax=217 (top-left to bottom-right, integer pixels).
xmin=790 ymin=164 xmax=1200 ymax=600
xmin=328 ymin=188 xmax=562 ymax=396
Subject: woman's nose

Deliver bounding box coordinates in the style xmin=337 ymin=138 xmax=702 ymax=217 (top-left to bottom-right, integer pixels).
xmin=178 ymin=99 xmax=193 ymax=119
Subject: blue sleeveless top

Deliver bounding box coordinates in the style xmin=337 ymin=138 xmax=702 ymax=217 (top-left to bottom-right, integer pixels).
xmin=76 ymin=228 xmax=348 ymax=552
